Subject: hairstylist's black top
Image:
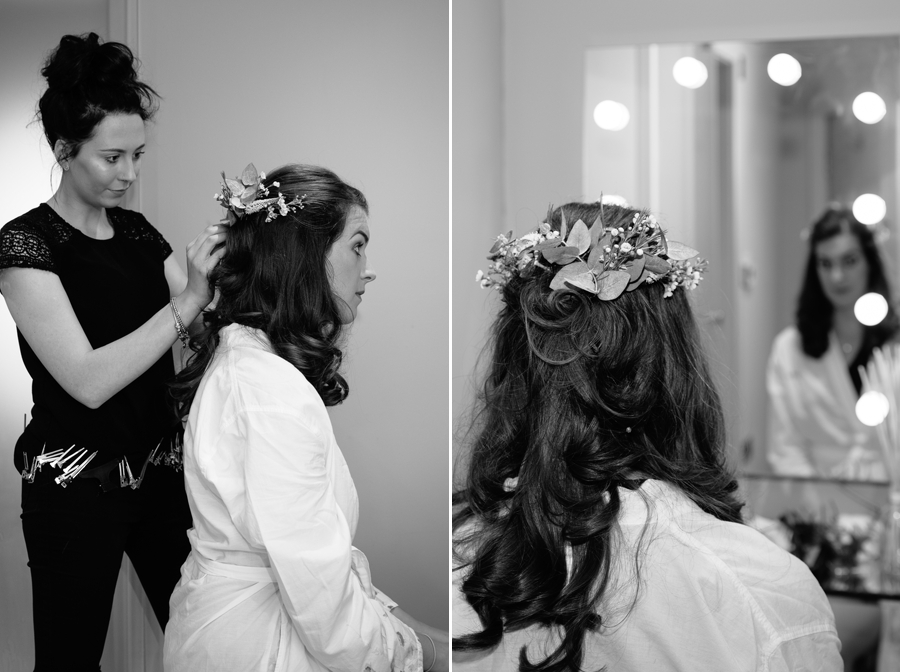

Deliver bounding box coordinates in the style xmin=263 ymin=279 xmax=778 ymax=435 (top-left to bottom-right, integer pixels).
xmin=0 ymin=203 xmax=174 ymax=467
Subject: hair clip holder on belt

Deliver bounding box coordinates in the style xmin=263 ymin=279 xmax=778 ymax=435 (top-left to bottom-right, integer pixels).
xmin=21 ymin=444 xmax=98 ymax=487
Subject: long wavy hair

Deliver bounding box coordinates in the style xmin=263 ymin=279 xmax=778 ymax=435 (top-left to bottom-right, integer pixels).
xmin=796 ymin=206 xmax=898 ymax=391
xmin=170 ymin=164 xmax=367 ymax=423
xmin=453 ymin=202 xmax=743 ymax=672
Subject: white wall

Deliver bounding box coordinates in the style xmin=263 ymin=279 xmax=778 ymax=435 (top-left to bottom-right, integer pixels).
xmin=451 ymin=0 xmax=503 ymax=477
xmin=135 ymin=0 xmax=448 ymax=626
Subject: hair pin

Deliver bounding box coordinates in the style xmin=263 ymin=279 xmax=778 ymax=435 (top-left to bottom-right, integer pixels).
xmin=49 ymin=444 xmax=77 ymax=469
xmin=162 ymin=438 xmax=184 ymax=471
xmin=35 ymin=446 xmax=63 ymax=467
xmin=119 ymin=456 xmax=133 ymax=488
xmin=55 ymin=450 xmax=96 ymax=487
xmin=57 ymin=447 xmax=86 ymax=471
xmin=132 ymin=449 xmax=156 ymax=490
xmin=30 ymin=445 xmax=47 ymax=478
xmin=149 ymin=439 xmax=164 ymax=466
xmin=21 ymin=452 xmax=36 ymax=483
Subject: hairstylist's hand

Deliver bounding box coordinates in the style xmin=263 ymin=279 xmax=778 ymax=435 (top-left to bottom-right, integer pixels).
xmin=182 ymin=223 xmax=227 ymax=311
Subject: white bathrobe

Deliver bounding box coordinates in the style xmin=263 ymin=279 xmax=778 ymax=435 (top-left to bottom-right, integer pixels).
xmin=164 ymin=324 xmax=421 ymax=672
xmin=453 ymin=480 xmax=842 ymax=672
xmin=767 ymin=326 xmax=887 ymax=481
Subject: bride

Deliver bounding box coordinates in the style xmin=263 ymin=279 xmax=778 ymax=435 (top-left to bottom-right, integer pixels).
xmin=164 ymin=163 xmax=447 ymax=672
xmin=454 ymin=201 xmax=840 ymax=671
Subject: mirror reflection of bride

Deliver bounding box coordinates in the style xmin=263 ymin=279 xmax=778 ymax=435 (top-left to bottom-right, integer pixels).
xmin=767 ymin=206 xmax=899 ymax=481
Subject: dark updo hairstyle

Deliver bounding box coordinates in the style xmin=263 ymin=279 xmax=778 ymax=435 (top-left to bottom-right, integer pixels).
xmin=453 ymin=202 xmax=743 ymax=672
xmin=796 ymin=206 xmax=898 ymax=390
xmin=170 ymin=164 xmax=367 ymax=424
xmin=38 ymin=32 xmax=158 ymax=162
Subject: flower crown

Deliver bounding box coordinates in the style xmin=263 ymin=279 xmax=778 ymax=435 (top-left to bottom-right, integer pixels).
xmin=214 ymin=163 xmax=306 ymax=225
xmin=477 ymin=207 xmax=707 ymax=300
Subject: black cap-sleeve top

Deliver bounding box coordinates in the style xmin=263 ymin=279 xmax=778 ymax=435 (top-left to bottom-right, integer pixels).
xmin=0 ymin=203 xmax=175 ymax=464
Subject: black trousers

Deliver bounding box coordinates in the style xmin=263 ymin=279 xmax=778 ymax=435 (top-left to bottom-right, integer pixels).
xmin=20 ymin=452 xmax=191 ymax=672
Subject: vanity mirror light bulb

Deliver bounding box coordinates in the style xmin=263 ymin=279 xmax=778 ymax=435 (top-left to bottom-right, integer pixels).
xmin=855 ymin=292 xmax=889 ymax=326
xmin=856 ymin=390 xmax=889 ymax=427
xmin=852 ymin=92 xmax=887 ymax=124
xmin=852 ymin=193 xmax=886 ymax=225
xmin=593 ymin=101 xmax=630 ymax=131
xmin=767 ymin=53 xmax=802 ymax=86
xmin=600 ymin=194 xmax=629 ymax=206
xmin=672 ymin=57 xmax=708 ymax=89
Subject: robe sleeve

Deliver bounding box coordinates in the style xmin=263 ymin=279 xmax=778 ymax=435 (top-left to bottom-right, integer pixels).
xmin=767 ymin=629 xmax=843 ymax=672
xmin=238 ymin=407 xmax=422 ymax=672
xmin=766 ymin=338 xmax=817 ymax=477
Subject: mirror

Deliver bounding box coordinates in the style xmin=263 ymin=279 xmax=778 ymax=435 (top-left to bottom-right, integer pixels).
xmin=582 ymin=36 xmax=900 ymax=478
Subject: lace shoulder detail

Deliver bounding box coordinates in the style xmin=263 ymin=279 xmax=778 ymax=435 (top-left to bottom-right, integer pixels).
xmin=0 ymin=206 xmax=71 ymax=274
xmin=108 ymin=208 xmax=173 ymax=262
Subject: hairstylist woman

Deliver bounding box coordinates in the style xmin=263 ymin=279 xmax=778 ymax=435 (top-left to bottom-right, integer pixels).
xmin=0 ymin=32 xmax=224 ymax=671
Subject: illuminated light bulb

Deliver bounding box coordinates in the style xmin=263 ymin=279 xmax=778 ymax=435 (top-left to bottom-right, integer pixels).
xmin=856 ymin=390 xmax=890 ymax=427
xmin=852 ymin=193 xmax=887 ymax=225
xmin=593 ymin=100 xmax=630 ymax=131
xmin=672 ymin=57 xmax=708 ymax=89
xmin=852 ymin=92 xmax=887 ymax=124
xmin=855 ymin=292 xmax=889 ymax=326
xmin=767 ymin=53 xmax=802 ymax=86
xmin=601 ymin=194 xmax=629 ymax=206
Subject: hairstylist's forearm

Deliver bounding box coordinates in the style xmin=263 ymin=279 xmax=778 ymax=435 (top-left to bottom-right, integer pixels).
xmin=0 ymin=227 xmax=222 ymax=408
xmin=2 ymin=268 xmax=205 ymax=408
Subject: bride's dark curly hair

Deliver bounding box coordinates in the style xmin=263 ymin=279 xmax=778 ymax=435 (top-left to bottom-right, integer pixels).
xmin=453 ymin=202 xmax=744 ymax=672
xmin=170 ymin=164 xmax=366 ymax=422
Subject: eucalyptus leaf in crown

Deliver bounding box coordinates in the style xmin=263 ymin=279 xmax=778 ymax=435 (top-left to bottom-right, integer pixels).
xmin=214 ymin=163 xmax=306 ymax=225
xmin=476 ymin=207 xmax=707 ymax=300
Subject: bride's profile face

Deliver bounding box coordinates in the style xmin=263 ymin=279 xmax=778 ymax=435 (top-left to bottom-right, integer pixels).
xmin=326 ymin=206 xmax=376 ymax=323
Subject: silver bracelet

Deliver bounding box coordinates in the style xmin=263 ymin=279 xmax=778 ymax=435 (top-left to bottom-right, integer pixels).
xmin=170 ymin=297 xmax=189 ymax=350
xmin=420 ymin=632 xmax=435 ymax=672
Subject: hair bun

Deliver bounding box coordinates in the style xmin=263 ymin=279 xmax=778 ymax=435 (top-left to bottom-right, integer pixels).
xmin=37 ymin=31 xmax=158 ymax=157
xmin=41 ymin=32 xmax=139 ymax=93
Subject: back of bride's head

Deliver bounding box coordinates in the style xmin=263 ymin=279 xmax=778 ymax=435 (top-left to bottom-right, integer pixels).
xmin=455 ymin=201 xmax=742 ymax=672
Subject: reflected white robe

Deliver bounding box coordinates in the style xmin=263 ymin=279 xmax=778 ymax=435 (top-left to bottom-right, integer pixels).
xmin=453 ymin=480 xmax=842 ymax=672
xmin=164 ymin=324 xmax=421 ymax=672
xmin=766 ymin=326 xmax=886 ymax=480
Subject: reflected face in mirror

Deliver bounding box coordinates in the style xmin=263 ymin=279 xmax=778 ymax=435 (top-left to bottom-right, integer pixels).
xmin=814 ymin=232 xmax=870 ymax=309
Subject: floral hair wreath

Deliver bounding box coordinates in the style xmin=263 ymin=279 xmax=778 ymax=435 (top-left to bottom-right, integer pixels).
xmin=477 ymin=206 xmax=707 ymax=300
xmin=214 ymin=163 xmax=306 ymax=225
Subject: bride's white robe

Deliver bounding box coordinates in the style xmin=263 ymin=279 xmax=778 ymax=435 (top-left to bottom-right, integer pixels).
xmin=766 ymin=326 xmax=886 ymax=480
xmin=164 ymin=324 xmax=421 ymax=672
